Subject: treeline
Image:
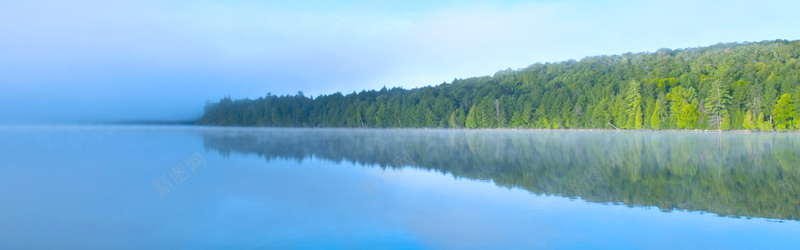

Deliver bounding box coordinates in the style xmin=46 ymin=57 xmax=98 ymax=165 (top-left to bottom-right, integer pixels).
xmin=200 ymin=40 xmax=800 ymax=131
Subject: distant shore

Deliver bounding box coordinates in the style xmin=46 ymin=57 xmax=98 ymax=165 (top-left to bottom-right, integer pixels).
xmin=97 ymin=120 xmax=198 ymax=125
xmin=187 ymin=124 xmax=796 ymax=133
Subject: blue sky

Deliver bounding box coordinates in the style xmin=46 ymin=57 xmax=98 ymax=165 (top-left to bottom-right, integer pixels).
xmin=2 ymin=0 xmax=800 ymax=124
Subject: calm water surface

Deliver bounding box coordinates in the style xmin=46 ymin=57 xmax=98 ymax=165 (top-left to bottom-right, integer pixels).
xmin=1 ymin=126 xmax=799 ymax=249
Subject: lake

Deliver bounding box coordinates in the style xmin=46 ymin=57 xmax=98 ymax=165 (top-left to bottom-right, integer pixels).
xmin=1 ymin=126 xmax=799 ymax=249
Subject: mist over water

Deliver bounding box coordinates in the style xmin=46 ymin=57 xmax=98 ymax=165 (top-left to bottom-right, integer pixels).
xmin=202 ymin=128 xmax=800 ymax=221
xmin=2 ymin=126 xmax=800 ymax=248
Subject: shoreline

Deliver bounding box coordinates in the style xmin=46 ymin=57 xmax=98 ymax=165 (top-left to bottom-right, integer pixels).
xmin=186 ymin=124 xmax=798 ymax=134
xmin=3 ymin=123 xmax=796 ymax=134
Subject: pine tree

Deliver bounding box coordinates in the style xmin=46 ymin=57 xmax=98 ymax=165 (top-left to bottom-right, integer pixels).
xmin=650 ymin=97 xmax=668 ymax=130
xmin=625 ymin=80 xmax=643 ymax=129
xmin=757 ymin=112 xmax=773 ymax=131
xmin=465 ymin=105 xmax=478 ymax=128
xmin=376 ymin=104 xmax=387 ymax=127
xmin=719 ymin=110 xmax=732 ymax=131
xmin=537 ymin=117 xmax=550 ymax=129
xmin=794 ymin=87 xmax=800 ymax=129
xmin=510 ymin=111 xmax=524 ymax=128
xmin=743 ymin=111 xmax=757 ymax=130
xmin=449 ymin=110 xmax=459 ymax=128
xmin=678 ymin=103 xmax=700 ymax=129
xmin=704 ymin=80 xmax=731 ymax=129
xmin=199 ymin=40 xmax=800 ymax=131
xmin=667 ymin=86 xmax=697 ymax=129
xmin=772 ymin=93 xmax=794 ymax=131
xmin=651 ymin=110 xmax=661 ymax=130
xmin=521 ymin=105 xmax=532 ymax=127
xmin=634 ymin=107 xmax=643 ymax=129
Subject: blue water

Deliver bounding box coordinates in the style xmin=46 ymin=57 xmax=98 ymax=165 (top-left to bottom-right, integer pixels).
xmin=1 ymin=126 xmax=798 ymax=249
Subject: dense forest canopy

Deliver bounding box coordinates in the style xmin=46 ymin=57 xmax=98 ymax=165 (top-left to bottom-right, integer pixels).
xmin=201 ymin=40 xmax=800 ymax=131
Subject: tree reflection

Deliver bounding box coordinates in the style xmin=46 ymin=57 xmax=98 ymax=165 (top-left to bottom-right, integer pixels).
xmin=202 ymin=129 xmax=800 ymax=221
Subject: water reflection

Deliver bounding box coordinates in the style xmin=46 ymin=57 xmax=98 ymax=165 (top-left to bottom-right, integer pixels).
xmin=202 ymin=128 xmax=800 ymax=221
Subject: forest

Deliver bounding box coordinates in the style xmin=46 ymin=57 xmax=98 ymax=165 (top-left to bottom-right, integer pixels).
xmin=200 ymin=40 xmax=800 ymax=131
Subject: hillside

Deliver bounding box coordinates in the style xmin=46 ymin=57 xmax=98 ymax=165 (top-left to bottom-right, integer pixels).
xmin=200 ymin=40 xmax=800 ymax=131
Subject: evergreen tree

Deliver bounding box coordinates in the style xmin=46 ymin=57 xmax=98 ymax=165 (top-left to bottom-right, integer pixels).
xmin=667 ymin=86 xmax=699 ymax=129
xmin=772 ymin=94 xmax=794 ymax=131
xmin=449 ymin=110 xmax=459 ymax=128
xmin=678 ymin=103 xmax=700 ymax=129
xmin=743 ymin=111 xmax=757 ymax=130
xmin=704 ymin=80 xmax=731 ymax=129
xmin=650 ymin=108 xmax=661 ymax=130
xmin=511 ymin=111 xmax=525 ymax=128
xmin=757 ymin=112 xmax=773 ymax=131
xmin=537 ymin=117 xmax=550 ymax=129
xmin=465 ymin=105 xmax=478 ymax=129
xmin=199 ymin=40 xmax=800 ymax=132
xmin=625 ymin=80 xmax=643 ymax=129
xmin=719 ymin=110 xmax=732 ymax=131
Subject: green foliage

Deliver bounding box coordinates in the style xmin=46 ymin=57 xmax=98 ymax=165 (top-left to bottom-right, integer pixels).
xmin=772 ymin=94 xmax=794 ymax=131
xmin=199 ymin=40 xmax=800 ymax=131
xmin=650 ymin=111 xmax=661 ymax=130
xmin=465 ymin=105 xmax=478 ymax=129
xmin=757 ymin=113 xmax=774 ymax=131
xmin=743 ymin=111 xmax=757 ymax=130
xmin=650 ymin=97 xmax=666 ymax=130
xmin=704 ymin=80 xmax=731 ymax=129
xmin=537 ymin=117 xmax=550 ymax=129
xmin=625 ymin=80 xmax=643 ymax=129
xmin=667 ymin=86 xmax=700 ymax=129
xmin=448 ymin=110 xmax=459 ymax=128
xmin=678 ymin=103 xmax=700 ymax=129
xmin=719 ymin=110 xmax=732 ymax=131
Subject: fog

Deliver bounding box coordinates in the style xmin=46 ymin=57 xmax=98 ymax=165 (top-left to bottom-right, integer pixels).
xmin=2 ymin=0 xmax=799 ymax=124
